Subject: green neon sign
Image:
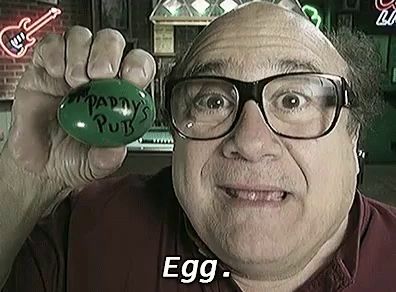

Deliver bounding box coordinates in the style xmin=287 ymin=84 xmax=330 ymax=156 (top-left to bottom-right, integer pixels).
xmin=302 ymin=5 xmax=322 ymax=28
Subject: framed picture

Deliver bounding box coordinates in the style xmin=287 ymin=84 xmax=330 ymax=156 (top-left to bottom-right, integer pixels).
xmin=91 ymin=0 xmax=133 ymax=42
xmin=153 ymin=25 xmax=175 ymax=56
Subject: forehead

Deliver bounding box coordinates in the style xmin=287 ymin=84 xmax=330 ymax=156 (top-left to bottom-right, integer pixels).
xmin=180 ymin=2 xmax=348 ymax=81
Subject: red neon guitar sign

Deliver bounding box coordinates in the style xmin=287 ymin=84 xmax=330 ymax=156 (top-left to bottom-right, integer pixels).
xmin=0 ymin=7 xmax=62 ymax=58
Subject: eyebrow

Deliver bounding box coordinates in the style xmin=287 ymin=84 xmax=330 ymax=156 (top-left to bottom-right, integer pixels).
xmin=185 ymin=58 xmax=321 ymax=77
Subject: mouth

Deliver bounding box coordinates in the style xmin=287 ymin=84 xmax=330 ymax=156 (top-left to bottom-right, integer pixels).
xmin=218 ymin=186 xmax=291 ymax=208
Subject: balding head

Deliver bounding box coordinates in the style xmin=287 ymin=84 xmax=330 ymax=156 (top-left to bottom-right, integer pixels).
xmin=173 ymin=2 xmax=348 ymax=81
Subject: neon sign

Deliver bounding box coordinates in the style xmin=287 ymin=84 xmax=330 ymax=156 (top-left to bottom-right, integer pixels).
xmin=375 ymin=0 xmax=396 ymax=26
xmin=302 ymin=5 xmax=322 ymax=28
xmin=0 ymin=7 xmax=62 ymax=58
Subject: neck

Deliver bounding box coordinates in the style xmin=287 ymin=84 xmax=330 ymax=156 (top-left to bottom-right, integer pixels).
xmin=232 ymin=215 xmax=349 ymax=292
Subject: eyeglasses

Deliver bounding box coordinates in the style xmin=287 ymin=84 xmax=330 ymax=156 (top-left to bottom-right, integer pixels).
xmin=165 ymin=72 xmax=353 ymax=140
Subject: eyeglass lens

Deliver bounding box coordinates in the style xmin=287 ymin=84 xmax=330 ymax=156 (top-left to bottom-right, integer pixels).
xmin=170 ymin=75 xmax=339 ymax=139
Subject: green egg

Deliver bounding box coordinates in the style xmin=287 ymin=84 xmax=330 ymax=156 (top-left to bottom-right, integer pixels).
xmin=58 ymin=79 xmax=156 ymax=147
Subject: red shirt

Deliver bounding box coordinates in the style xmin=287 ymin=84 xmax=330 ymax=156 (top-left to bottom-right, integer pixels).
xmin=3 ymin=167 xmax=396 ymax=292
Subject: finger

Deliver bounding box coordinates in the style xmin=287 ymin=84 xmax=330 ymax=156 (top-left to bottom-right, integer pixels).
xmin=87 ymin=29 xmax=126 ymax=80
xmin=87 ymin=146 xmax=127 ymax=179
xmin=119 ymin=49 xmax=156 ymax=89
xmin=32 ymin=33 xmax=65 ymax=78
xmin=65 ymin=26 xmax=92 ymax=88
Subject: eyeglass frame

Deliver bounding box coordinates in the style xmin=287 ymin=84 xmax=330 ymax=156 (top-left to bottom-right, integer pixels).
xmin=164 ymin=72 xmax=354 ymax=141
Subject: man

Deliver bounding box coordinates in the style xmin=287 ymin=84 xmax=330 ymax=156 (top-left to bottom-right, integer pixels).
xmin=0 ymin=1 xmax=395 ymax=292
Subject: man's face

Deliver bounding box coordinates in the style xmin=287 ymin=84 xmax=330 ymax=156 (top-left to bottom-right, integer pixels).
xmin=171 ymin=3 xmax=359 ymax=278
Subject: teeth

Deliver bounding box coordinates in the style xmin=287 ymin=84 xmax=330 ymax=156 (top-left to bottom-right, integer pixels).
xmin=248 ymin=192 xmax=256 ymax=200
xmin=226 ymin=189 xmax=285 ymax=201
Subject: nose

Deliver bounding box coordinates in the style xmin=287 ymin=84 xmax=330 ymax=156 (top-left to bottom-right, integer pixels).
xmin=222 ymin=100 xmax=283 ymax=162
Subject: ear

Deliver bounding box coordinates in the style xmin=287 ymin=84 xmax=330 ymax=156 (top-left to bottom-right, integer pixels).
xmin=352 ymin=125 xmax=361 ymax=175
xmin=274 ymin=0 xmax=309 ymax=18
xmin=352 ymin=125 xmax=361 ymax=150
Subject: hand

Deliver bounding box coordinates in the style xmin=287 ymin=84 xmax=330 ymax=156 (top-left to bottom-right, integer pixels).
xmin=3 ymin=26 xmax=156 ymax=208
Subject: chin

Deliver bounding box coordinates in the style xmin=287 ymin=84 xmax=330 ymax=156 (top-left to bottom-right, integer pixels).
xmin=213 ymin=235 xmax=302 ymax=279
xmin=208 ymin=216 xmax=301 ymax=267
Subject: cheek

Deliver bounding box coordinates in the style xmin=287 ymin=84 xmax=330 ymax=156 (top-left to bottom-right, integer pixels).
xmin=172 ymin=138 xmax=221 ymax=207
xmin=311 ymin=141 xmax=348 ymax=179
xmin=292 ymin=139 xmax=356 ymax=190
xmin=288 ymin=109 xmax=358 ymax=191
xmin=285 ymin=127 xmax=358 ymax=219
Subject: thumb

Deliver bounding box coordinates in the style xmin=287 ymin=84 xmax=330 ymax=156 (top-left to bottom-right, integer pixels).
xmin=88 ymin=146 xmax=127 ymax=179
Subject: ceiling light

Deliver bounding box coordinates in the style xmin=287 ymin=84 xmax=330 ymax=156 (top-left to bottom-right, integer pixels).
xmin=220 ymin=0 xmax=238 ymax=13
xmin=192 ymin=0 xmax=210 ymax=14
xmin=163 ymin=0 xmax=182 ymax=15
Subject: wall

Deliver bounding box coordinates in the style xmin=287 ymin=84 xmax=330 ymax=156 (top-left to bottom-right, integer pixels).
xmin=129 ymin=0 xmax=153 ymax=52
xmin=0 ymin=100 xmax=11 ymax=151
xmin=0 ymin=0 xmax=91 ymax=99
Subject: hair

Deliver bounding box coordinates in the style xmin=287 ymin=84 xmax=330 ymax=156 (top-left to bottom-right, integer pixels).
xmin=165 ymin=28 xmax=385 ymax=138
xmin=324 ymin=28 xmax=385 ymax=137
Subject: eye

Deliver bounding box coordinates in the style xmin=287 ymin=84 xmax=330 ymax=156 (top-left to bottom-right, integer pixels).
xmin=275 ymin=92 xmax=309 ymax=112
xmin=194 ymin=94 xmax=232 ymax=110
